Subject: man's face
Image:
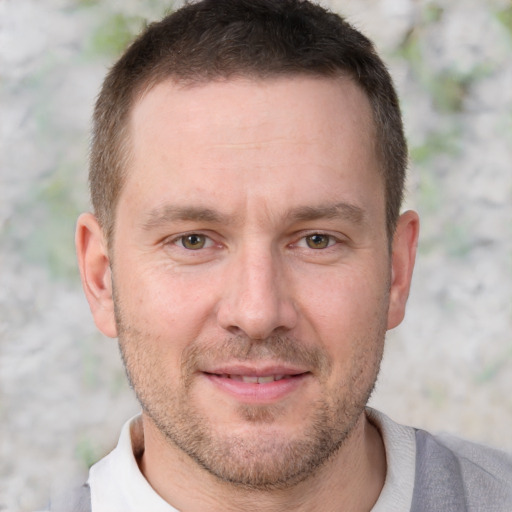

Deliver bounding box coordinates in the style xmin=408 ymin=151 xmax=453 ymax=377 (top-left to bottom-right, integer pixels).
xmin=106 ymin=76 xmax=401 ymax=488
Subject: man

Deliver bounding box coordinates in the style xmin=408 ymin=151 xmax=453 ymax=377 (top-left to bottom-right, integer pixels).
xmin=72 ymin=0 xmax=512 ymax=510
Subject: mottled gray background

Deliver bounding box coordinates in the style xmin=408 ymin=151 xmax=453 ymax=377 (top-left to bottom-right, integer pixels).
xmin=1 ymin=0 xmax=511 ymax=510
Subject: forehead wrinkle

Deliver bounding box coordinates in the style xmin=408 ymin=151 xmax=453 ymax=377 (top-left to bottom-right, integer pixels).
xmin=142 ymin=205 xmax=235 ymax=230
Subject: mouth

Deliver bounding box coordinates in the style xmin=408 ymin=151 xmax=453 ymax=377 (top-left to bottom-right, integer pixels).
xmin=205 ymin=373 xmax=305 ymax=383
xmin=201 ymin=367 xmax=310 ymax=402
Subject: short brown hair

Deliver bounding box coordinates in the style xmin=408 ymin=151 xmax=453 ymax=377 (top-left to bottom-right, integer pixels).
xmin=90 ymin=0 xmax=407 ymax=243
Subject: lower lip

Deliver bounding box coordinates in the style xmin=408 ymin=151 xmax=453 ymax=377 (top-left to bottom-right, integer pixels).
xmin=203 ymin=373 xmax=310 ymax=403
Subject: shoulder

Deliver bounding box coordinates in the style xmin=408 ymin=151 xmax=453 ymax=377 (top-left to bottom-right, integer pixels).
xmin=413 ymin=428 xmax=512 ymax=511
xmin=417 ymin=429 xmax=512 ymax=485
xmin=437 ymin=431 xmax=512 ymax=474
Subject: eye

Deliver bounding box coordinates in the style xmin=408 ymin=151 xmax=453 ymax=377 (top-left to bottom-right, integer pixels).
xmin=304 ymin=233 xmax=336 ymax=249
xmin=176 ymin=234 xmax=211 ymax=250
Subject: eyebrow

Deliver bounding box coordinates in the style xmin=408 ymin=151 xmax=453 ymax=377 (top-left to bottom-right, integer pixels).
xmin=287 ymin=202 xmax=366 ymax=225
xmin=142 ymin=205 xmax=233 ymax=230
xmin=142 ymin=201 xmax=366 ymax=231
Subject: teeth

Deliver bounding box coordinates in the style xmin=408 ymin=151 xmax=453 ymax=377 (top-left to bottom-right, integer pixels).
xmin=241 ymin=376 xmax=259 ymax=383
xmin=257 ymin=375 xmax=275 ymax=384
xmin=227 ymin=374 xmax=291 ymax=384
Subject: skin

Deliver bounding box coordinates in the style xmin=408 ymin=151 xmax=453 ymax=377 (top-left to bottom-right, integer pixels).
xmin=76 ymin=76 xmax=419 ymax=511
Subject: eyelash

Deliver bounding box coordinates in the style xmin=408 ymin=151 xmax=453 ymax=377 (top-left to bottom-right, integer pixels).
xmin=167 ymin=231 xmax=342 ymax=251
xmin=294 ymin=233 xmax=339 ymax=250
xmin=171 ymin=233 xmax=216 ymax=250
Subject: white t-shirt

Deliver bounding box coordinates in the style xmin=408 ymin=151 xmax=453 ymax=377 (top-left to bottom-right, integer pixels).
xmin=88 ymin=407 xmax=417 ymax=511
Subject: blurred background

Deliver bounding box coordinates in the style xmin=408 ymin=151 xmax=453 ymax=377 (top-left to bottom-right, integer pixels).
xmin=1 ymin=0 xmax=511 ymax=510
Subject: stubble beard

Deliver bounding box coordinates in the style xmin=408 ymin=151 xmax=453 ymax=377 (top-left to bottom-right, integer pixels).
xmin=115 ymin=305 xmax=386 ymax=491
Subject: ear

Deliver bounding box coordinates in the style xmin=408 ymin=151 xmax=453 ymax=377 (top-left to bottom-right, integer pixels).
xmin=75 ymin=213 xmax=118 ymax=338
xmin=387 ymin=210 xmax=420 ymax=330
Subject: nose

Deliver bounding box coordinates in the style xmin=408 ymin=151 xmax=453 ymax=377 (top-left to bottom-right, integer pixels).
xmin=216 ymin=246 xmax=298 ymax=340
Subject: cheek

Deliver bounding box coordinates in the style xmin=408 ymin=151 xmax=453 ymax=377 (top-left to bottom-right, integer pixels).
xmin=298 ymin=265 xmax=389 ymax=324
xmin=294 ymin=265 xmax=389 ymax=358
xmin=114 ymin=261 xmax=223 ymax=348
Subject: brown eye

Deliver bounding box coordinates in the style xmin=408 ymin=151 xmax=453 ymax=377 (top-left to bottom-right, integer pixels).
xmin=305 ymin=234 xmax=332 ymax=249
xmin=181 ymin=234 xmax=206 ymax=250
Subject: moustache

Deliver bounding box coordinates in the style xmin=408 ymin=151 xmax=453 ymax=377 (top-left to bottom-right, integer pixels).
xmin=180 ymin=334 xmax=332 ymax=378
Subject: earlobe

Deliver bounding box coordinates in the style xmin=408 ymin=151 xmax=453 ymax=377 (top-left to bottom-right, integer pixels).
xmin=387 ymin=210 xmax=420 ymax=330
xmin=75 ymin=213 xmax=118 ymax=338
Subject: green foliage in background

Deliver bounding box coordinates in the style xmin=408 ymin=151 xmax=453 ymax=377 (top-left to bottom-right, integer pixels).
xmin=496 ymin=4 xmax=512 ymax=38
xmin=82 ymin=1 xmax=175 ymax=57
xmin=15 ymin=164 xmax=83 ymax=282
xmin=75 ymin=435 xmax=102 ymax=469
xmin=88 ymin=12 xmax=144 ymax=56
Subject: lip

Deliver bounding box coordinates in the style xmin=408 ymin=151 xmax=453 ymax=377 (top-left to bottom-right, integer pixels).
xmin=201 ymin=364 xmax=311 ymax=403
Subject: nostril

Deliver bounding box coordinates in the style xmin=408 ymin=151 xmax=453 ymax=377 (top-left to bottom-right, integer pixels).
xmin=216 ymin=264 xmax=298 ymax=338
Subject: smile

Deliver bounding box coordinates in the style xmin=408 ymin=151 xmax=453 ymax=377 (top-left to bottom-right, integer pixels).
xmin=202 ymin=370 xmax=310 ymax=403
xmin=217 ymin=374 xmax=293 ymax=384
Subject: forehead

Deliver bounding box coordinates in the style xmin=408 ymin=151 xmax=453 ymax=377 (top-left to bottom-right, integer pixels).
xmin=130 ymin=75 xmax=375 ymax=151
xmin=123 ymin=76 xmax=382 ymax=223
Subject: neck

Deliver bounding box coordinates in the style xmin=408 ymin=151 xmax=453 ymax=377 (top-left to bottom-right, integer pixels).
xmin=138 ymin=411 xmax=386 ymax=512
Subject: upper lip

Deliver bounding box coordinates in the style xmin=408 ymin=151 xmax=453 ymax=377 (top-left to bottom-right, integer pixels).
xmin=201 ymin=364 xmax=309 ymax=377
